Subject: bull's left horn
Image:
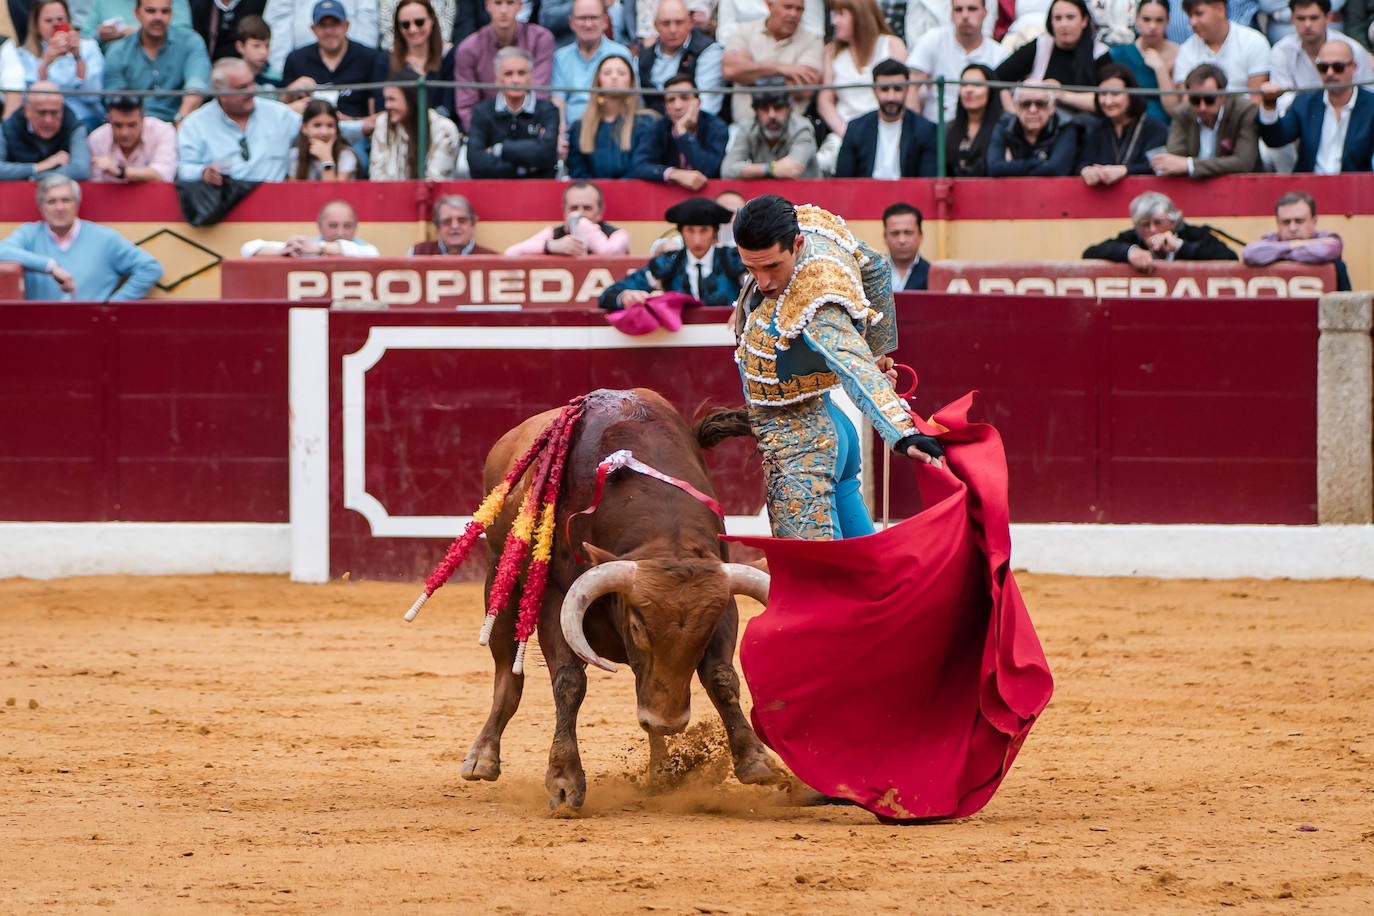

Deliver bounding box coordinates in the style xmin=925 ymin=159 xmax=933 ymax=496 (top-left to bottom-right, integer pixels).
xmin=724 ymin=563 xmax=770 ymax=606
xmin=559 ymin=561 xmax=638 ymax=673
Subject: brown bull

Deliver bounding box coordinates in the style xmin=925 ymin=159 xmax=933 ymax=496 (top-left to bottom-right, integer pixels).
xmin=463 ymin=388 xmax=778 ymax=809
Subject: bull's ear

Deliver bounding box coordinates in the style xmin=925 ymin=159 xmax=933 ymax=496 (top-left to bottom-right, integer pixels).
xmin=582 ymin=542 xmax=618 ymax=566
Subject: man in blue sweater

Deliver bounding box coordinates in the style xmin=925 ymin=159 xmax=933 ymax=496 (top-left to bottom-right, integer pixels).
xmin=0 ymin=174 xmax=163 ymax=300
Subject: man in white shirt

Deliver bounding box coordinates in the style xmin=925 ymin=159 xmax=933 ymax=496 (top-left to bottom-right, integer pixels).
xmin=1173 ymin=0 xmax=1271 ymax=103
xmin=241 ymin=200 xmax=381 ymax=257
xmin=906 ymin=0 xmax=1005 ymax=122
xmin=1268 ymin=0 xmax=1372 ymax=110
xmin=1257 ymin=39 xmax=1374 ymax=173
xmin=721 ymin=0 xmax=823 ymax=126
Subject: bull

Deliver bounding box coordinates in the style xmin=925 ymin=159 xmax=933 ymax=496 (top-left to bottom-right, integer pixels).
xmin=462 ymin=388 xmax=778 ymax=809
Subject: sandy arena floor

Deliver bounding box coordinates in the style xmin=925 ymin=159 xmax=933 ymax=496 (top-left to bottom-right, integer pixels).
xmin=2 ymin=573 xmax=1372 ymax=914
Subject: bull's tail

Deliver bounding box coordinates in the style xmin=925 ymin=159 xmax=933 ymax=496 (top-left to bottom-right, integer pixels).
xmin=692 ymin=407 xmax=753 ymax=450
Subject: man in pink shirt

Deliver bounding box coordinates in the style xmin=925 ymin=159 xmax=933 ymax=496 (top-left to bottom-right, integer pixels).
xmin=1241 ymin=190 xmax=1349 ymax=291
xmin=87 ymin=96 xmax=177 ymax=183
xmin=503 ymin=180 xmax=633 ymax=257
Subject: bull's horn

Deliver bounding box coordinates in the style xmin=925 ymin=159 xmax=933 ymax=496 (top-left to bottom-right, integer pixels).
xmin=559 ymin=561 xmax=638 ymax=673
xmin=724 ymin=563 xmax=770 ymax=606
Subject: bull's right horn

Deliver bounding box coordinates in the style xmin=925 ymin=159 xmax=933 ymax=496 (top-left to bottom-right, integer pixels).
xmin=723 ymin=563 xmax=770 ymax=606
xmin=559 ymin=561 xmax=638 ymax=673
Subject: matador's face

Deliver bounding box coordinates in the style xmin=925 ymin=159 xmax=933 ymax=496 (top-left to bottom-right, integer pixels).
xmin=738 ymin=234 xmax=805 ymax=300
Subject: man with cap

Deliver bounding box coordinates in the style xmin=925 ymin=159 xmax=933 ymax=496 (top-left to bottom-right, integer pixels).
xmin=263 ymin=0 xmax=379 ymax=78
xmin=280 ymin=0 xmax=386 ymax=119
xmin=721 ymin=75 xmax=819 ymax=179
xmin=598 ymin=196 xmax=747 ymax=311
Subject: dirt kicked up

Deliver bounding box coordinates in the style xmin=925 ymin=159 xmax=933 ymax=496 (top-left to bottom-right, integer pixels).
xmin=2 ymin=573 xmax=1372 ymax=913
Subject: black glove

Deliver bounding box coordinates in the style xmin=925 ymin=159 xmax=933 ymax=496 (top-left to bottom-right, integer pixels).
xmin=894 ymin=433 xmax=945 ymax=461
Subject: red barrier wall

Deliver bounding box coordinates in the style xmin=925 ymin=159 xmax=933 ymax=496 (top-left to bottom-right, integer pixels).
xmin=877 ymin=292 xmax=1319 ymax=524
xmin=0 ymin=302 xmax=294 ymax=522
xmin=929 ymin=260 xmax=1335 ymax=297
xmin=0 ymin=295 xmax=1322 ymax=572
xmin=0 ymin=262 xmax=22 ymax=300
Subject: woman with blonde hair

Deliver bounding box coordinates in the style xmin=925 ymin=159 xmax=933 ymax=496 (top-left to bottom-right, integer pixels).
xmin=815 ymin=0 xmax=905 ymax=172
xmin=566 ymin=54 xmax=658 ymax=179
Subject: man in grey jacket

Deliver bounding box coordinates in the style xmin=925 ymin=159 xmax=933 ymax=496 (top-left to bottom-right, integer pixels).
xmin=721 ymin=77 xmax=818 ymax=179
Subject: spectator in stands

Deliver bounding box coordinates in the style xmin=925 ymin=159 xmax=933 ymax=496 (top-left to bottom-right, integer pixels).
xmin=552 ymin=0 xmax=631 ymax=129
xmin=1152 ymin=63 xmax=1260 ymax=176
xmin=280 ymin=0 xmax=385 ymax=119
xmin=241 ymin=199 xmax=379 ymax=256
xmin=380 ymin=0 xmax=454 ymax=53
xmin=287 ymin=98 xmax=356 ymax=178
xmin=410 ymin=193 xmax=497 ymax=254
xmin=945 ymin=62 xmax=1001 ymax=175
xmin=882 ymin=201 xmax=928 ymax=291
xmin=598 ymin=196 xmax=746 ymax=310
xmin=720 ymin=0 xmax=823 ymax=128
xmin=177 ymin=57 xmax=299 ymax=181
xmin=1078 ymin=63 xmax=1169 ymax=184
xmin=88 ymin=94 xmax=176 ymax=180
xmin=503 ymin=179 xmax=633 ymax=256
xmin=906 ymin=0 xmax=1005 ymax=123
xmin=0 ymin=173 xmax=162 ymax=299
xmin=190 ymin=0 xmax=267 ymax=61
xmin=0 ymin=1 xmax=104 ymax=127
xmin=443 ymin=0 xmax=554 ymax=130
xmin=263 ymin=0 xmax=377 ymax=77
xmin=1172 ymin=0 xmax=1270 ymax=102
xmin=816 ymin=0 xmax=906 ymax=172
xmin=637 ymin=0 xmax=725 ymax=115
xmin=369 ymin=70 xmax=460 ymax=178
xmin=102 ymin=0 xmax=210 ymax=123
xmin=1269 ymin=0 xmax=1373 ymax=107
xmin=1257 ymin=40 xmax=1374 ymax=172
xmin=468 ymin=46 xmax=558 ymax=177
xmin=994 ymin=0 xmax=1110 ymax=117
xmin=1108 ymin=0 xmax=1178 ymax=124
xmin=1241 ymin=189 xmax=1350 ymax=289
xmin=388 ymin=0 xmax=445 ymax=84
xmin=566 ymin=53 xmax=657 ymax=178
xmin=90 ymin=0 xmax=192 ymax=45
xmin=234 ymin=14 xmax=280 ymax=87
xmin=0 ymin=82 xmax=90 ymax=179
xmin=988 ymin=81 xmax=1080 ymax=175
xmin=716 ymin=0 xmax=825 ymax=45
xmin=1083 ymin=190 xmax=1238 ymax=270
xmin=835 ymin=58 xmax=938 ymax=177
xmin=630 ymin=73 xmax=726 ymax=187
xmin=721 ymin=75 xmax=819 ymax=177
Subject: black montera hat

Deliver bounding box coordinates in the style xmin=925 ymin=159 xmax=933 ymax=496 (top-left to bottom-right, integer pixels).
xmin=664 ymin=197 xmax=735 ymax=228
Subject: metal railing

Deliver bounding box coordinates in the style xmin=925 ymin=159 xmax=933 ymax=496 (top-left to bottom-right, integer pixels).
xmin=10 ymin=71 xmax=1374 ymax=180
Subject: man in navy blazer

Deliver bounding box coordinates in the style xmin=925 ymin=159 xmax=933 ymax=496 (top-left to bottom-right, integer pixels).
xmin=834 ymin=58 xmax=938 ymax=179
xmin=1257 ymin=40 xmax=1374 ymax=173
xmin=630 ymin=74 xmax=728 ymax=189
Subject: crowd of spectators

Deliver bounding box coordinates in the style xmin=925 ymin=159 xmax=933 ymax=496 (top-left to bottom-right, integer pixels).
xmin=0 ymin=0 xmax=1366 ymax=299
xmin=2 ymin=0 xmax=1371 ymax=186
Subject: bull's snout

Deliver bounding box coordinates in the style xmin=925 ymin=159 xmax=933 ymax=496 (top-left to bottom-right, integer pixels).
xmin=637 ymin=707 xmax=690 ymax=736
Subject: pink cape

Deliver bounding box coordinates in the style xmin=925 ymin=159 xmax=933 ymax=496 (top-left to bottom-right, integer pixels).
xmin=725 ymin=392 xmax=1053 ymax=821
xmin=604 ymin=291 xmax=696 ymax=335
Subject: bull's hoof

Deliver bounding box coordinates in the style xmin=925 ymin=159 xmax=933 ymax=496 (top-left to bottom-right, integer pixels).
xmin=460 ymin=743 xmax=501 ymax=781
xmin=733 ymin=750 xmax=784 ymax=786
xmin=545 ymin=765 xmax=586 ymax=810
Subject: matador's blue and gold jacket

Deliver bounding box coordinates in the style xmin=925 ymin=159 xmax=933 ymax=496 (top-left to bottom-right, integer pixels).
xmin=732 ymin=205 xmax=917 ymax=448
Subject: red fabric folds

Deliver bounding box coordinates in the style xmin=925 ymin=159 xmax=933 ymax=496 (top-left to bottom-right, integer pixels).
xmin=725 ymin=392 xmax=1053 ymax=821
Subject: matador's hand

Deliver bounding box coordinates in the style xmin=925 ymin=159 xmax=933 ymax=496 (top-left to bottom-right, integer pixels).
xmin=896 ymin=433 xmax=945 ymax=469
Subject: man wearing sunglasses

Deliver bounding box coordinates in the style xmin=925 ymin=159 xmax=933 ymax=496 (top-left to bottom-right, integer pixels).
xmin=1153 ymin=63 xmax=1259 ymax=177
xmin=1258 ymin=39 xmax=1374 ymax=173
xmin=987 ymin=81 xmax=1079 ymax=177
xmin=1268 ymin=0 xmax=1372 ymax=105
